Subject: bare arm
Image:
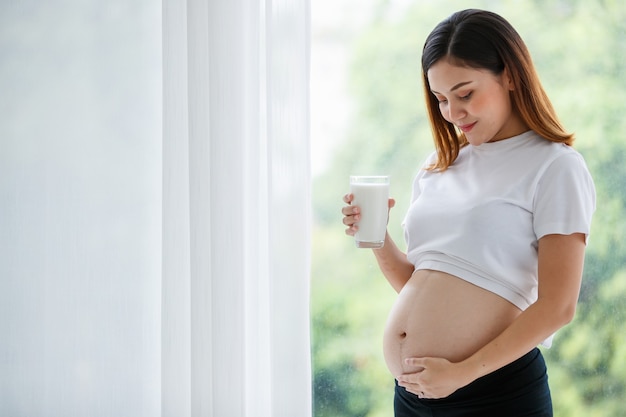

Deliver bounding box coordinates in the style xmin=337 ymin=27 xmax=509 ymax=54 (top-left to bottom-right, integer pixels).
xmin=342 ymin=193 xmax=414 ymax=293
xmin=398 ymin=233 xmax=587 ymax=398
xmin=372 ymin=232 xmax=415 ymax=293
xmin=460 ymin=233 xmax=586 ymax=375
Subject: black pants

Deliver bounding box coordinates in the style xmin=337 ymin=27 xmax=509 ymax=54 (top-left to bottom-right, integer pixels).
xmin=394 ymin=348 xmax=553 ymax=416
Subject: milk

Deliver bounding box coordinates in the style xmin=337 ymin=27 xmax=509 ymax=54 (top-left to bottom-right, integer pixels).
xmin=350 ymin=176 xmax=389 ymax=248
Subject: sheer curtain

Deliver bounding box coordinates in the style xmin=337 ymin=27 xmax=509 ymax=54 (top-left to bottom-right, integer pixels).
xmin=0 ymin=0 xmax=310 ymax=416
xmin=162 ymin=1 xmax=312 ymax=416
xmin=0 ymin=2 xmax=162 ymax=416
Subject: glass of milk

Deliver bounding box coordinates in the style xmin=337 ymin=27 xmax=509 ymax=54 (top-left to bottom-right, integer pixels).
xmin=350 ymin=175 xmax=389 ymax=248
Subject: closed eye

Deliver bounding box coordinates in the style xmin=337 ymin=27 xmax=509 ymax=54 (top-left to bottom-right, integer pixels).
xmin=433 ymin=94 xmax=447 ymax=104
xmin=434 ymin=92 xmax=471 ymax=104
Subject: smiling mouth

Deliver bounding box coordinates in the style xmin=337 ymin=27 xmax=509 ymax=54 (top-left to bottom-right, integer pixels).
xmin=459 ymin=122 xmax=476 ymax=133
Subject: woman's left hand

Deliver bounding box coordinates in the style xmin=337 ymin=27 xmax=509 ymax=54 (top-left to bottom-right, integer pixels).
xmin=396 ymin=357 xmax=473 ymax=399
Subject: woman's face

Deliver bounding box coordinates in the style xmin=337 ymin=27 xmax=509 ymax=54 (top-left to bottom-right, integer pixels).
xmin=427 ymin=59 xmax=528 ymax=146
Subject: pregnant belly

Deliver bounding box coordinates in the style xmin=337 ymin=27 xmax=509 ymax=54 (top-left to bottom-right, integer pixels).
xmin=383 ymin=269 xmax=522 ymax=377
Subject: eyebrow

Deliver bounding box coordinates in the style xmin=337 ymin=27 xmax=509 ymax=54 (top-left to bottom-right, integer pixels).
xmin=431 ymin=81 xmax=473 ymax=94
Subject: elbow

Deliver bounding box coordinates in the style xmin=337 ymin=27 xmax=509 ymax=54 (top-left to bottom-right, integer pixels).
xmin=555 ymin=302 xmax=578 ymax=327
xmin=538 ymin=297 xmax=578 ymax=329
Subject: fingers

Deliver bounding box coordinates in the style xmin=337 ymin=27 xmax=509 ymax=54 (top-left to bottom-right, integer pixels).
xmin=397 ymin=370 xmax=429 ymax=399
xmin=396 ymin=371 xmax=422 ymax=385
xmin=396 ymin=359 xmax=427 ymax=385
xmin=396 ymin=378 xmax=427 ymax=398
xmin=342 ymin=194 xmax=395 ymax=236
xmin=405 ymin=357 xmax=427 ymax=368
xmin=342 ymin=193 xmax=359 ymax=236
xmin=408 ymin=387 xmax=427 ymax=398
xmin=342 ymin=207 xmax=360 ymax=235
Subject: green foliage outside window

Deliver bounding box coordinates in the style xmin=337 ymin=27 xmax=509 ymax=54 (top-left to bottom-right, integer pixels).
xmin=311 ymin=1 xmax=626 ymax=416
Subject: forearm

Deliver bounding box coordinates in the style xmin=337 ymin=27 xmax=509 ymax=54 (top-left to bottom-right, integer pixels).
xmin=462 ymin=233 xmax=585 ymax=383
xmin=372 ymin=231 xmax=415 ymax=293
xmin=459 ymin=298 xmax=574 ymax=383
xmin=398 ymin=298 xmax=574 ymax=399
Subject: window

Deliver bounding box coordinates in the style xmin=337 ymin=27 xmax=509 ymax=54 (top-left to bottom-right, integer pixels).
xmin=311 ymin=1 xmax=626 ymax=416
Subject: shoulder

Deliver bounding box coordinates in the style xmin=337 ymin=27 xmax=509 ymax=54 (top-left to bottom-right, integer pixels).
xmin=537 ymin=140 xmax=591 ymax=178
xmin=517 ymin=132 xmax=591 ymax=173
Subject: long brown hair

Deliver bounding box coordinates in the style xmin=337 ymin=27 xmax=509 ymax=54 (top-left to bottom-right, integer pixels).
xmin=421 ymin=9 xmax=573 ymax=171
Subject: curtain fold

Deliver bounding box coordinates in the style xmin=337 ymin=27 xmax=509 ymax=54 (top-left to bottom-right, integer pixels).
xmin=162 ymin=1 xmax=312 ymax=416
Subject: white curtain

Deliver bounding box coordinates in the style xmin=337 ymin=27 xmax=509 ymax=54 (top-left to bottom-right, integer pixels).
xmin=0 ymin=2 xmax=162 ymax=416
xmin=0 ymin=0 xmax=311 ymax=416
xmin=162 ymin=1 xmax=312 ymax=417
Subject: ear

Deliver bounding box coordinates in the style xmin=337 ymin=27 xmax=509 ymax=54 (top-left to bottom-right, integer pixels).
xmin=502 ymin=67 xmax=515 ymax=91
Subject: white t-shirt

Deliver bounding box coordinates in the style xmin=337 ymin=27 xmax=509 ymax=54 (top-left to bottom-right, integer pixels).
xmin=403 ymin=131 xmax=596 ymax=346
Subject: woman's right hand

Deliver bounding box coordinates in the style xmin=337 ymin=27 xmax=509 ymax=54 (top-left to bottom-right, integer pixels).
xmin=342 ymin=193 xmax=360 ymax=236
xmin=342 ymin=193 xmax=396 ymax=237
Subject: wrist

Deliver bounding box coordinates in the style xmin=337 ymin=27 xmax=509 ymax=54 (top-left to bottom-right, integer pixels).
xmin=372 ymin=231 xmax=390 ymax=250
xmin=456 ymin=356 xmax=486 ymax=387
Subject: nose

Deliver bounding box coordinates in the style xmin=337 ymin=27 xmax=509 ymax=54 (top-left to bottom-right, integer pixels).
xmin=446 ymin=100 xmax=466 ymax=122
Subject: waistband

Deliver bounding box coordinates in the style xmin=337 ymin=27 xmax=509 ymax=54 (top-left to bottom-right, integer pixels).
xmin=395 ymin=348 xmax=548 ymax=408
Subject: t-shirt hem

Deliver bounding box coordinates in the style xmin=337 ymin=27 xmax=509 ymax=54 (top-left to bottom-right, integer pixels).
xmin=534 ymin=223 xmax=591 ymax=242
xmin=415 ymin=258 xmax=531 ymax=311
xmin=415 ymin=258 xmax=555 ymax=348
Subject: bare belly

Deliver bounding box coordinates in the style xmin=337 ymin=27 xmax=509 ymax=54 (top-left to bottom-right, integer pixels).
xmin=383 ymin=269 xmax=521 ymax=377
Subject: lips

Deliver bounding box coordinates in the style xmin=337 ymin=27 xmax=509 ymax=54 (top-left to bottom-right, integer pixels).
xmin=458 ymin=122 xmax=477 ymax=133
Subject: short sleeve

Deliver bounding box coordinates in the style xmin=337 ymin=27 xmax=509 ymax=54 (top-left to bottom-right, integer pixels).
xmin=533 ymin=152 xmax=596 ymax=242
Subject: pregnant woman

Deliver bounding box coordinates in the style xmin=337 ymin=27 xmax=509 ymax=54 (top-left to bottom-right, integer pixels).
xmin=341 ymin=9 xmax=595 ymax=416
